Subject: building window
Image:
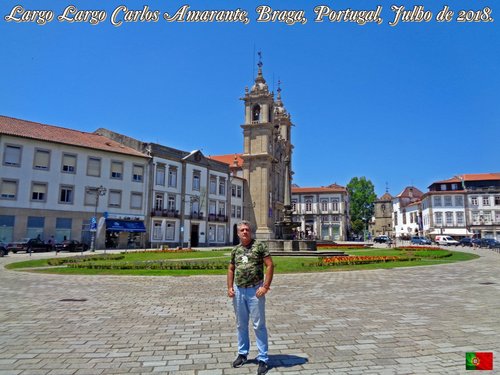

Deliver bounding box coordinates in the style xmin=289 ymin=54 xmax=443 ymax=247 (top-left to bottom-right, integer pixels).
xmin=445 ymin=212 xmax=453 ymax=225
xmin=108 ymin=190 xmax=122 ymax=208
xmin=0 ymin=215 xmax=15 ymax=243
xmin=483 ymin=197 xmax=490 ymax=206
xmin=471 ymin=196 xmax=478 ymax=206
xmin=3 ymin=145 xmax=22 ymax=167
xmin=31 ymin=182 xmax=47 ymax=202
xmin=132 ymin=165 xmax=144 ymax=182
xmin=471 ymin=211 xmax=479 ymax=223
xmin=33 ymin=149 xmax=50 ymax=170
xmin=87 ymin=157 xmax=101 ymax=177
xmin=111 ymin=161 xmax=124 ymax=180
xmin=167 ymin=195 xmax=176 ymax=211
xmin=455 ymin=196 xmax=464 ymax=206
xmin=402 ymin=209 xmax=407 ymax=225
xmin=155 ymin=164 xmax=165 ymax=186
xmin=208 ymin=225 xmax=215 ymax=241
xmin=444 ymin=196 xmax=453 ymax=207
xmin=59 ymin=185 xmax=74 ymax=204
xmin=231 ymin=205 xmax=236 ymax=218
xmin=394 ymin=211 xmax=398 ymax=226
xmin=130 ymin=192 xmax=142 ymax=209
xmin=218 ymin=202 xmax=226 ymax=216
xmin=55 ymin=218 xmax=72 ymax=242
xmin=495 ymin=196 xmax=500 ymax=206
xmin=231 ymin=184 xmax=236 ymax=197
xmin=168 ymin=166 xmax=177 ymax=187
xmin=483 ymin=211 xmax=492 ymax=223
xmin=291 ymin=199 xmax=297 ymax=211
xmin=219 ymin=177 xmax=226 ymax=195
xmin=192 ymin=171 xmax=200 ymax=191
xmin=495 ymin=211 xmax=500 ymax=223
xmin=332 ymin=214 xmax=340 ymax=222
xmin=0 ymin=179 xmax=17 ymax=199
xmin=435 ymin=212 xmax=443 ymax=225
xmin=440 ymin=184 xmax=447 ymax=191
xmin=236 ymin=206 xmax=242 ymax=219
xmin=155 ymin=193 xmax=163 ymax=211
xmin=62 ymin=153 xmax=76 ymax=173
xmin=433 ymin=196 xmax=442 ymax=207
xmin=331 ymin=198 xmax=339 ymax=211
xmin=27 ymin=216 xmax=44 ymax=239
xmin=237 ymin=185 xmax=242 ymax=198
xmin=451 ymin=183 xmax=458 ymax=190
xmin=210 ymin=176 xmax=217 ymax=194
xmin=166 ymin=222 xmax=175 ymax=240
xmin=153 ymin=221 xmax=162 ymax=240
xmin=305 ymin=197 xmax=312 ymax=212
xmin=209 ymin=200 xmax=216 ymax=216
xmin=457 ymin=212 xmax=464 ymax=225
xmin=217 ymin=225 xmax=225 ymax=242
xmin=321 ymin=199 xmax=328 ymax=212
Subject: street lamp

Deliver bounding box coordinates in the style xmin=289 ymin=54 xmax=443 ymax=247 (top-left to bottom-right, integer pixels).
xmin=86 ymin=185 xmax=107 ymax=252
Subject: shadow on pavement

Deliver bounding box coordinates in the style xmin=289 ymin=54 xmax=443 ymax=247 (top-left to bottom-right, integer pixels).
xmin=267 ymin=354 xmax=309 ymax=369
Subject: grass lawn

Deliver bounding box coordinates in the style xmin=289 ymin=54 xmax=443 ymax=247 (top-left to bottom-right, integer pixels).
xmin=4 ymin=248 xmax=479 ymax=276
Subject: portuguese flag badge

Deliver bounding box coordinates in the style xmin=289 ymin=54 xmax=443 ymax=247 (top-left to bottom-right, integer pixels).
xmin=466 ymin=352 xmax=493 ymax=370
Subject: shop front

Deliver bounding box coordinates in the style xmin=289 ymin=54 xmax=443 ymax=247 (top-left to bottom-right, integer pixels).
xmin=105 ymin=219 xmax=146 ymax=249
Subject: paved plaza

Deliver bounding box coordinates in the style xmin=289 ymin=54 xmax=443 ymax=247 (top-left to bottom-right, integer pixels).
xmin=0 ymin=247 xmax=499 ymax=375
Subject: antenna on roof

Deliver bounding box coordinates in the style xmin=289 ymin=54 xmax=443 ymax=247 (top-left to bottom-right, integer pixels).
xmin=252 ymin=44 xmax=256 ymax=80
xmin=385 ymin=182 xmax=389 ymax=193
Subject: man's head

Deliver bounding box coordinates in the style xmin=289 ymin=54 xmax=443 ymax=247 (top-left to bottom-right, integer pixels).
xmin=237 ymin=220 xmax=253 ymax=246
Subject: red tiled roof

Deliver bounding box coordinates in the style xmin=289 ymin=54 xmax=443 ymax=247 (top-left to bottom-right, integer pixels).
xmin=397 ymin=186 xmax=424 ymax=198
xmin=378 ymin=192 xmax=393 ymax=201
xmin=432 ymin=173 xmax=500 ymax=185
xmin=0 ymin=115 xmax=148 ymax=158
xmin=292 ymin=183 xmax=346 ymax=194
xmin=209 ymin=154 xmax=243 ymax=167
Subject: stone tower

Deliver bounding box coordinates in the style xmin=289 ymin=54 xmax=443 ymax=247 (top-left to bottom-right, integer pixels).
xmin=241 ymin=59 xmax=293 ymax=239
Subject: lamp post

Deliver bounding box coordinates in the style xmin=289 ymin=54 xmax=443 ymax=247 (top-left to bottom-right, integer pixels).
xmin=87 ymin=185 xmax=107 ymax=252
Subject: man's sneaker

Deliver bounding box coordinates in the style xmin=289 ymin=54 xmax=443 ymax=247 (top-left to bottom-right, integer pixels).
xmin=257 ymin=360 xmax=269 ymax=375
xmin=232 ymin=354 xmax=247 ymax=368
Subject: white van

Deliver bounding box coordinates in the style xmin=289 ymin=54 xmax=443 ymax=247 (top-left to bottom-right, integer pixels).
xmin=434 ymin=235 xmax=459 ymax=246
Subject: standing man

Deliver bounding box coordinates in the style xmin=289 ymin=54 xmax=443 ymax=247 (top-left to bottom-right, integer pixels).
xmin=227 ymin=220 xmax=274 ymax=375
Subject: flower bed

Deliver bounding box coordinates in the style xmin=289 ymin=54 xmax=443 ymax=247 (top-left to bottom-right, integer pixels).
xmin=48 ymin=254 xmax=124 ymax=266
xmin=320 ymin=255 xmax=413 ymax=266
xmin=397 ymin=246 xmax=443 ymax=251
xmin=67 ymin=260 xmax=228 ymax=270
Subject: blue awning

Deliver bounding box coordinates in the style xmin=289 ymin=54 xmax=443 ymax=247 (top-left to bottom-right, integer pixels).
xmin=105 ymin=219 xmax=146 ymax=232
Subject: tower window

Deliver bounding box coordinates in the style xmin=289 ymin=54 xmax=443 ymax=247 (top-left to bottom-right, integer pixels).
xmin=252 ymin=105 xmax=261 ymax=123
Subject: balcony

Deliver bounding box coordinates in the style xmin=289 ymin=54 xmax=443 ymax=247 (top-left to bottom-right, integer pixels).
xmin=151 ymin=210 xmax=179 ymax=218
xmin=189 ymin=212 xmax=204 ymax=220
xmin=208 ymin=214 xmax=228 ymax=222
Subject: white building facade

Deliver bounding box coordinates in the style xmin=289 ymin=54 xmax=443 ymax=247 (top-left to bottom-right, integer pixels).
xmin=291 ymin=184 xmax=349 ymax=241
xmin=0 ymin=116 xmax=150 ymax=248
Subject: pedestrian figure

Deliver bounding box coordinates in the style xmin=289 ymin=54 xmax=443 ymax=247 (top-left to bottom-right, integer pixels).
xmin=227 ymin=220 xmax=274 ymax=375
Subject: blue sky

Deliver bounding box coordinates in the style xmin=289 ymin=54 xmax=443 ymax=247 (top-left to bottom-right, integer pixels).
xmin=1 ymin=0 xmax=499 ymax=197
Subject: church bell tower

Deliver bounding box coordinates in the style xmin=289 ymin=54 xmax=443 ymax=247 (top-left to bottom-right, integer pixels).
xmin=241 ymin=56 xmax=293 ymax=239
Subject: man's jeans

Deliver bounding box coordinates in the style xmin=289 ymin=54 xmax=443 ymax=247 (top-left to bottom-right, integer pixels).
xmin=233 ymin=284 xmax=269 ymax=363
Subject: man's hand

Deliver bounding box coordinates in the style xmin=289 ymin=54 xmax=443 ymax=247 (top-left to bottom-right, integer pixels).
xmin=228 ymin=287 xmax=235 ymax=298
xmin=256 ymin=286 xmax=269 ymax=298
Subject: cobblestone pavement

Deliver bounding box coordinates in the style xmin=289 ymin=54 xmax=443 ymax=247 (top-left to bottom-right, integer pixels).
xmin=0 ymin=247 xmax=499 ymax=375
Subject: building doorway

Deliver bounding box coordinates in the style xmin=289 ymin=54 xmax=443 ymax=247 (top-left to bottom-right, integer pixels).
xmin=190 ymin=224 xmax=199 ymax=247
xmin=233 ymin=224 xmax=239 ymax=245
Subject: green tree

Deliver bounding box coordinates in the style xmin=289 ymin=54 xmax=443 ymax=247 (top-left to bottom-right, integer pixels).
xmin=346 ymin=177 xmax=377 ymax=236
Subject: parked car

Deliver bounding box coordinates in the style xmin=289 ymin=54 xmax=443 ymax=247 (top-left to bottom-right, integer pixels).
xmin=434 ymin=235 xmax=460 ymax=246
xmin=479 ymin=238 xmax=500 ymax=249
xmin=458 ymin=238 xmax=481 ymax=247
xmin=54 ymin=240 xmax=89 ymax=252
xmin=410 ymin=236 xmax=432 ymax=245
xmin=0 ymin=242 xmax=7 ymax=257
xmin=7 ymin=238 xmax=53 ymax=253
xmin=374 ymin=235 xmax=391 ymax=244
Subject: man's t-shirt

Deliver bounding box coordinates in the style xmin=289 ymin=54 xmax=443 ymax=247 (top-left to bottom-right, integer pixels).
xmin=231 ymin=240 xmax=270 ymax=288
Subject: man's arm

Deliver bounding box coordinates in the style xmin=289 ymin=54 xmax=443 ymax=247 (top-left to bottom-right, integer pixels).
xmin=256 ymin=255 xmax=274 ymax=297
xmin=227 ymin=263 xmax=235 ymax=298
